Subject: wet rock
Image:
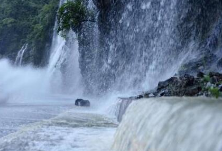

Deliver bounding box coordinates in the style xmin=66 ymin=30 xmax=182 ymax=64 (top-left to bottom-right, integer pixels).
xmin=210 ymin=76 xmax=218 ymax=84
xmin=209 ymin=72 xmax=222 ymax=79
xmin=157 ymin=77 xmax=178 ymax=91
xmin=197 ymin=72 xmax=204 ymax=78
xmin=155 ymin=74 xmax=202 ymax=97
xmin=136 ymin=95 xmax=143 ymax=99
xmin=219 ymin=85 xmax=222 ymax=92
xmin=217 ymin=58 xmax=222 ymax=68
xmin=183 ymin=85 xmax=202 ymax=96
xmin=180 ymin=74 xmax=195 ymax=87
xmin=93 ymin=0 xmax=117 ymax=10
xmin=154 ymin=72 xmax=222 ymax=97
xmin=75 ymin=99 xmax=90 ymax=107
xmin=143 ymin=92 xmax=156 ymax=98
xmin=143 ymin=92 xmax=150 ymax=98
xmin=159 ymin=91 xmax=166 ymax=97
xmin=178 ymin=53 xmax=217 ymax=76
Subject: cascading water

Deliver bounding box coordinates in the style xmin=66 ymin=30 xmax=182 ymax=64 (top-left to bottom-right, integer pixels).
xmin=47 ymin=30 xmax=83 ymax=95
xmin=14 ymin=44 xmax=28 ymax=66
xmin=80 ymin=0 xmax=222 ymax=95
xmin=0 ymin=0 xmax=222 ymax=150
xmin=112 ymin=97 xmax=222 ymax=151
xmin=47 ymin=0 xmax=83 ymax=95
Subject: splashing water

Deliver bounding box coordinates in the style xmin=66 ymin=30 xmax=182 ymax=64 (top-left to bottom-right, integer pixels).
xmin=14 ymin=44 xmax=28 ymax=66
xmin=0 ymin=0 xmax=84 ymax=141
xmin=48 ymin=31 xmax=83 ymax=95
xmin=0 ymin=59 xmax=48 ymax=103
xmin=0 ymin=106 xmax=117 ymax=151
xmin=0 ymin=0 xmax=83 ymax=102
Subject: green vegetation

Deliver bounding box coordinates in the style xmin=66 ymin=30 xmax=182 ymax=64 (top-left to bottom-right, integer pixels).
xmin=203 ymin=75 xmax=210 ymax=82
xmin=0 ymin=0 xmax=59 ymax=66
xmin=201 ymin=73 xmax=222 ymax=98
xmin=209 ymin=87 xmax=220 ymax=98
xmin=57 ymin=0 xmax=95 ymax=36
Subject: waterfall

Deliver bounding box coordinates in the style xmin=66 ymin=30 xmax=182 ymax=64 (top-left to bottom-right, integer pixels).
xmin=79 ymin=0 xmax=222 ymax=95
xmin=47 ymin=31 xmax=83 ymax=95
xmin=15 ymin=44 xmax=28 ymax=66
xmin=0 ymin=0 xmax=83 ymax=102
xmin=47 ymin=0 xmax=83 ymax=95
xmin=112 ymin=97 xmax=222 ymax=151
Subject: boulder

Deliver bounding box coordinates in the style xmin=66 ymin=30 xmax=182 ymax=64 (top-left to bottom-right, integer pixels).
xmin=75 ymin=99 xmax=90 ymax=107
xmin=197 ymin=71 xmax=204 ymax=78
xmin=157 ymin=77 xmax=178 ymax=91
xmin=219 ymin=85 xmax=222 ymax=92
xmin=180 ymin=74 xmax=195 ymax=87
xmin=155 ymin=74 xmax=203 ymax=97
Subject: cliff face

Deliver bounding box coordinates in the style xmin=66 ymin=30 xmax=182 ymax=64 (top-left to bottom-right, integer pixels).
xmin=78 ymin=0 xmax=222 ymax=95
xmin=0 ymin=0 xmax=59 ymax=66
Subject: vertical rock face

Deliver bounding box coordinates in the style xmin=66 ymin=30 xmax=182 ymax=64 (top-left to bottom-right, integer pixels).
xmin=79 ymin=0 xmax=222 ymax=95
xmin=93 ymin=0 xmax=116 ymax=9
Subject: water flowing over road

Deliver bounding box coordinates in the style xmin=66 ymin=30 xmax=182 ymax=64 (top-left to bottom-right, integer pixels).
xmin=113 ymin=97 xmax=222 ymax=151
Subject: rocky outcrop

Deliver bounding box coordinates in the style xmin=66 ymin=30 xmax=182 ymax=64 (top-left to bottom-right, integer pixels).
xmin=155 ymin=75 xmax=202 ymax=97
xmin=142 ymin=72 xmax=222 ymax=98
xmin=75 ymin=99 xmax=90 ymax=107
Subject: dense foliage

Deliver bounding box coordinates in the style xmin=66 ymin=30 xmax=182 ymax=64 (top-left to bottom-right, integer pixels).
xmin=57 ymin=0 xmax=95 ymax=36
xmin=0 ymin=0 xmax=59 ymax=66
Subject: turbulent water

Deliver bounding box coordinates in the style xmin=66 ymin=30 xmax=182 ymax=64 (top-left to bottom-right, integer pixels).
xmin=0 ymin=106 xmax=117 ymax=151
xmin=0 ymin=0 xmax=222 ymax=150
xmin=113 ymin=97 xmax=222 ymax=151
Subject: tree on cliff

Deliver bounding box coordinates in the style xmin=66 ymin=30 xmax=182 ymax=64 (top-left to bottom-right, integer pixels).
xmin=57 ymin=0 xmax=95 ymax=36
